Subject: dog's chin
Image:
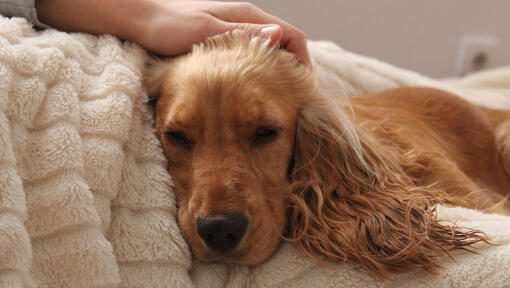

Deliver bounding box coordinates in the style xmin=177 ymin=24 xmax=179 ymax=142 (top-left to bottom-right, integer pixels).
xmin=192 ymin=252 xmax=252 ymax=265
xmin=191 ymin=239 xmax=280 ymax=266
xmin=196 ymin=253 xmax=253 ymax=265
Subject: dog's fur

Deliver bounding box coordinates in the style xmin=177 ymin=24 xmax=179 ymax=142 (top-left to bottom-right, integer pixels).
xmin=148 ymin=32 xmax=510 ymax=279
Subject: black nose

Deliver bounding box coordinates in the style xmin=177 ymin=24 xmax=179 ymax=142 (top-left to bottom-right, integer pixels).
xmin=196 ymin=213 xmax=249 ymax=251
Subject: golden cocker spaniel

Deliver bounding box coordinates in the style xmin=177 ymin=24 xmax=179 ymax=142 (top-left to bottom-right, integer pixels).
xmin=148 ymin=31 xmax=510 ymax=279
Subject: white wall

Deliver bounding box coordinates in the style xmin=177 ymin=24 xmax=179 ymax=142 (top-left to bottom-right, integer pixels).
xmin=231 ymin=1 xmax=509 ymax=78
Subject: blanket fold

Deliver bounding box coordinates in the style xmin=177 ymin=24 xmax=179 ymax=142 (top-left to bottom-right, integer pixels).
xmin=1 ymin=15 xmax=510 ymax=288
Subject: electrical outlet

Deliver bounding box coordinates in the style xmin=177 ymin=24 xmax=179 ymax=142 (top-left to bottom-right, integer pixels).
xmin=454 ymin=35 xmax=503 ymax=76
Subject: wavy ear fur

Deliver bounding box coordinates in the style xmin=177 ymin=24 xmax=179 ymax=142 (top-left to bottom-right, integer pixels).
xmin=286 ymin=93 xmax=487 ymax=280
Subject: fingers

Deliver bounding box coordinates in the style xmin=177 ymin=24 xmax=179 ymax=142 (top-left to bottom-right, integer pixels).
xmin=218 ymin=22 xmax=283 ymax=46
xmin=281 ymin=29 xmax=311 ymax=68
xmin=205 ymin=2 xmax=312 ymax=67
xmin=259 ymin=25 xmax=283 ymax=45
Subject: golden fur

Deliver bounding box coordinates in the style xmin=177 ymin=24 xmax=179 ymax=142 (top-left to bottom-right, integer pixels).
xmin=148 ymin=31 xmax=510 ymax=279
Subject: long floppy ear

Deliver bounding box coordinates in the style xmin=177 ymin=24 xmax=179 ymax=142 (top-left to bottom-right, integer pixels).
xmin=286 ymin=93 xmax=487 ymax=280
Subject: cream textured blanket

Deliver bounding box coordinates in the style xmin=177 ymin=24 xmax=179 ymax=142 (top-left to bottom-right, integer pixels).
xmin=0 ymin=16 xmax=190 ymax=287
xmin=1 ymin=16 xmax=510 ymax=288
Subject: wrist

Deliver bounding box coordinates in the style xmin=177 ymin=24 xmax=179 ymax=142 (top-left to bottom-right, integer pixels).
xmin=111 ymin=0 xmax=160 ymax=46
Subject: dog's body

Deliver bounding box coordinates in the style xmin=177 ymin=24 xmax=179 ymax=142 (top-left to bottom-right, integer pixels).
xmin=149 ymin=32 xmax=510 ymax=279
xmin=346 ymin=88 xmax=510 ymax=211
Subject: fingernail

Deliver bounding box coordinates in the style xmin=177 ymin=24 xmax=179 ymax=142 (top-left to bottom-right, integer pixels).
xmin=260 ymin=25 xmax=280 ymax=38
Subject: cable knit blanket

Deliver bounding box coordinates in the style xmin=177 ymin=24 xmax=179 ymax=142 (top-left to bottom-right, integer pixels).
xmin=1 ymin=16 xmax=510 ymax=288
xmin=0 ymin=16 xmax=190 ymax=287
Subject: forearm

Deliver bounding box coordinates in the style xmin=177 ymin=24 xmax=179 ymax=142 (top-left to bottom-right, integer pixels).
xmin=35 ymin=0 xmax=144 ymax=39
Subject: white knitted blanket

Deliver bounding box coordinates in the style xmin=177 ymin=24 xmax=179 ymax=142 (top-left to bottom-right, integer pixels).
xmin=0 ymin=16 xmax=190 ymax=287
xmin=1 ymin=16 xmax=510 ymax=287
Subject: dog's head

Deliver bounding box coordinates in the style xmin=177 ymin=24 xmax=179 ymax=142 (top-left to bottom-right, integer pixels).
xmin=148 ymin=31 xmax=485 ymax=279
xmin=149 ymin=32 xmax=317 ymax=264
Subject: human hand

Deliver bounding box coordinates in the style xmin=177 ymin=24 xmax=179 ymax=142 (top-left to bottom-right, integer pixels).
xmin=36 ymin=0 xmax=311 ymax=67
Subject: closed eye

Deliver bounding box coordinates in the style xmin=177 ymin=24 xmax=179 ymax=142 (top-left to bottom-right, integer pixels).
xmin=166 ymin=130 xmax=191 ymax=148
xmin=253 ymin=127 xmax=279 ymax=145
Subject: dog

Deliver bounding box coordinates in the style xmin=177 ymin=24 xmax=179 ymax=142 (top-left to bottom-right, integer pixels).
xmin=147 ymin=31 xmax=510 ymax=279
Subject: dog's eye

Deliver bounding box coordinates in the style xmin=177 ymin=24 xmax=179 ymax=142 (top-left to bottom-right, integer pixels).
xmin=167 ymin=131 xmax=191 ymax=148
xmin=253 ymin=127 xmax=278 ymax=144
